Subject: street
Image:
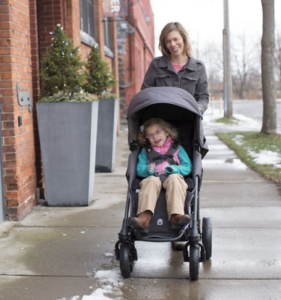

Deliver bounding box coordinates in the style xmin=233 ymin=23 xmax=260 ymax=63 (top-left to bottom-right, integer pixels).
xmin=233 ymin=100 xmax=281 ymax=132
xmin=210 ymin=99 xmax=281 ymax=133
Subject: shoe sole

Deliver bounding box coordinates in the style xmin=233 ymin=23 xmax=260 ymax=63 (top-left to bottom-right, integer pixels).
xmin=170 ymin=215 xmax=191 ymax=230
xmin=130 ymin=218 xmax=149 ymax=234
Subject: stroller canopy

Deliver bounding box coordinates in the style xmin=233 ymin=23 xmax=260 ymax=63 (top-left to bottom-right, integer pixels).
xmin=127 ymin=87 xmax=208 ymax=157
xmin=127 ymin=87 xmax=201 ymax=119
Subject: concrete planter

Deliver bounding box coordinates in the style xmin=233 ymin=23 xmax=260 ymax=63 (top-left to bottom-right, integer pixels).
xmin=95 ymin=98 xmax=119 ymax=172
xmin=36 ymin=102 xmax=99 ymax=206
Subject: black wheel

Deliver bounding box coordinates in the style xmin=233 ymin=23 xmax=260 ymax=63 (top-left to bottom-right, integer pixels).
xmin=119 ymin=243 xmax=134 ymax=278
xmin=202 ymin=217 xmax=212 ymax=260
xmin=189 ymin=245 xmax=200 ymax=281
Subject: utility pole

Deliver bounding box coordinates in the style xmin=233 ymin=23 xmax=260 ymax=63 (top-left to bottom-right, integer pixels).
xmin=223 ymin=0 xmax=233 ymax=118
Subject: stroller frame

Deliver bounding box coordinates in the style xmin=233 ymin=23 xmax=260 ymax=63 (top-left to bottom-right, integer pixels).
xmin=115 ymin=87 xmax=212 ymax=281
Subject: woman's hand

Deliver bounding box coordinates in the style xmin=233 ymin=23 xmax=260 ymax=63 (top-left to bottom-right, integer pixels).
xmin=149 ymin=163 xmax=156 ymax=172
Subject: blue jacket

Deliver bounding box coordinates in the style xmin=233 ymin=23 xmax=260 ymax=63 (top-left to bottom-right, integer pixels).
xmin=137 ymin=145 xmax=192 ymax=178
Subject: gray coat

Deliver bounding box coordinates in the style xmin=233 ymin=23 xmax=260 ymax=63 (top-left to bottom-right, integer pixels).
xmin=141 ymin=56 xmax=209 ymax=114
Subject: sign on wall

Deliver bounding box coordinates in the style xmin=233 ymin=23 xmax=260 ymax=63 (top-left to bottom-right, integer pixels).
xmin=103 ymin=0 xmax=128 ymax=17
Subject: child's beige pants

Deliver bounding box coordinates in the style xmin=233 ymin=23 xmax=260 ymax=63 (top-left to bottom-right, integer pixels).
xmin=137 ymin=174 xmax=188 ymax=221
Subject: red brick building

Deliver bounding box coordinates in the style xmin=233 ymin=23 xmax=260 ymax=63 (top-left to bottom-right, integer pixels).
xmin=118 ymin=0 xmax=154 ymax=120
xmin=0 ymin=0 xmax=154 ymax=222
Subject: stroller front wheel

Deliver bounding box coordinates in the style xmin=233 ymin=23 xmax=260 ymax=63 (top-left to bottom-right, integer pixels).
xmin=189 ymin=244 xmax=200 ymax=281
xmin=202 ymin=217 xmax=212 ymax=260
xmin=119 ymin=243 xmax=134 ymax=278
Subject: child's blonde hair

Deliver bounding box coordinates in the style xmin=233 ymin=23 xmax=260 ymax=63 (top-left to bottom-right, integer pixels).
xmin=138 ymin=118 xmax=179 ymax=145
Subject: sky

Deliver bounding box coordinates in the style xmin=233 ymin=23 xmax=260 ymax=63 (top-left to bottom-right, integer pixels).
xmin=150 ymin=0 xmax=281 ymax=57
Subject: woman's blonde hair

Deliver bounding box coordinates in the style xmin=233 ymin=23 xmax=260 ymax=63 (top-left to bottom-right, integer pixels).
xmin=138 ymin=118 xmax=179 ymax=145
xmin=159 ymin=22 xmax=193 ymax=57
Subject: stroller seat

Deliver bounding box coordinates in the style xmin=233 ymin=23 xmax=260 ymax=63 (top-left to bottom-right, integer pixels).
xmin=130 ymin=175 xmax=195 ymax=238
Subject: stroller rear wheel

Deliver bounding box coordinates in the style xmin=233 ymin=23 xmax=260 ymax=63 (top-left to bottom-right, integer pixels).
xmin=189 ymin=244 xmax=200 ymax=281
xmin=119 ymin=243 xmax=134 ymax=278
xmin=202 ymin=217 xmax=212 ymax=260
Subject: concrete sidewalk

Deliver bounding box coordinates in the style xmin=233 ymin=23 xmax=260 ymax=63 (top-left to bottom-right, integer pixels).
xmin=0 ymin=112 xmax=281 ymax=300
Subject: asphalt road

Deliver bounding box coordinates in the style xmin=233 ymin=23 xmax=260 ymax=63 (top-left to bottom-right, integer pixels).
xmin=210 ymin=99 xmax=281 ymax=132
xmin=232 ymin=99 xmax=281 ymax=132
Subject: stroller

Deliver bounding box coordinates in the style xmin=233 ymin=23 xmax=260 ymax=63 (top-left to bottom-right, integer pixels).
xmin=115 ymin=87 xmax=212 ymax=281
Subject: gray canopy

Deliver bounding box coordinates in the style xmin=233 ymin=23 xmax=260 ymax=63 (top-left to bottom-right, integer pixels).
xmin=127 ymin=87 xmax=208 ymax=157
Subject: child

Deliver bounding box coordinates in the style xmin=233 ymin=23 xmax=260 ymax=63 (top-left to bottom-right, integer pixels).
xmin=130 ymin=118 xmax=192 ymax=233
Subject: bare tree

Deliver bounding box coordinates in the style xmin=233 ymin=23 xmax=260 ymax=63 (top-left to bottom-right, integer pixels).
xmin=233 ymin=35 xmax=249 ymax=99
xmin=232 ymin=35 xmax=261 ymax=99
xmin=275 ymin=29 xmax=281 ymax=90
xmin=199 ymin=42 xmax=223 ymax=99
xmin=261 ymin=0 xmax=276 ymax=134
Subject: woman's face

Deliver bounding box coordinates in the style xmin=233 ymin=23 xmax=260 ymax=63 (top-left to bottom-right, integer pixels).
xmin=145 ymin=124 xmax=169 ymax=147
xmin=165 ymin=30 xmax=185 ymax=58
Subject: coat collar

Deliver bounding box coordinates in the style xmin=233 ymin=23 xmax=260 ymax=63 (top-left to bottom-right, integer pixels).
xmin=159 ymin=55 xmax=197 ymax=71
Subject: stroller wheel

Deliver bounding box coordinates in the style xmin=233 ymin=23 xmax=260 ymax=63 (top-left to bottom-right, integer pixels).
xmin=189 ymin=244 xmax=200 ymax=281
xmin=119 ymin=243 xmax=134 ymax=278
xmin=202 ymin=217 xmax=212 ymax=260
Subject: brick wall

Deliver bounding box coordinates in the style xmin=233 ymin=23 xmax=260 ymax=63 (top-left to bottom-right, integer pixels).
xmin=0 ymin=0 xmax=120 ymax=221
xmin=37 ymin=0 xmax=66 ymax=65
xmin=65 ymin=0 xmax=80 ymax=46
xmin=0 ymin=0 xmax=36 ymax=220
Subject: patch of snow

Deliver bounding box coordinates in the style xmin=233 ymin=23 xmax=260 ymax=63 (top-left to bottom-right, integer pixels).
xmin=232 ymin=134 xmax=244 ymax=146
xmin=203 ymin=159 xmax=248 ymax=170
xmin=248 ymin=150 xmax=281 ymax=167
xmin=233 ymin=114 xmax=261 ymax=128
xmin=94 ymin=270 xmax=124 ymax=286
xmin=62 ymin=269 xmax=124 ymax=300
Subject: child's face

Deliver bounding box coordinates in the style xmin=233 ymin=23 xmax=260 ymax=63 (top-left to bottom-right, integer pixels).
xmin=145 ymin=124 xmax=169 ymax=147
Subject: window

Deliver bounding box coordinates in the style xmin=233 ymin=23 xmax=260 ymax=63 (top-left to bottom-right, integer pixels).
xmin=103 ymin=17 xmax=114 ymax=58
xmin=80 ymin=0 xmax=96 ymax=46
xmin=104 ymin=17 xmax=111 ymax=50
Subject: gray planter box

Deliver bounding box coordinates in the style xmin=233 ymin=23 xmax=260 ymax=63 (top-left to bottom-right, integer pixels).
xmin=36 ymin=102 xmax=99 ymax=206
xmin=95 ymin=98 xmax=119 ymax=172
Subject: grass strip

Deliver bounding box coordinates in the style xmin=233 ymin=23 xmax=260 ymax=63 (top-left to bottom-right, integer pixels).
xmin=216 ymin=131 xmax=281 ymax=185
xmin=215 ymin=117 xmax=239 ymax=124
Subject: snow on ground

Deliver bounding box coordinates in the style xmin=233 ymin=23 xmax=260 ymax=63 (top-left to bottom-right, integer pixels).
xmin=203 ymin=109 xmax=262 ymax=132
xmin=204 ymin=108 xmax=281 ymax=168
xmin=58 ymin=269 xmax=125 ymax=300
xmin=247 ymin=150 xmax=281 ymax=168
xmin=232 ymin=134 xmax=245 ymax=146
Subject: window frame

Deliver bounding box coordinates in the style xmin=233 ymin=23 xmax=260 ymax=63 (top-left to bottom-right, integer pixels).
xmin=103 ymin=17 xmax=114 ymax=58
xmin=80 ymin=0 xmax=97 ymax=47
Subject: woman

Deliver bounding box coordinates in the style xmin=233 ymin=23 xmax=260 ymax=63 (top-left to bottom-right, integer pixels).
xmin=141 ymin=22 xmax=209 ymax=114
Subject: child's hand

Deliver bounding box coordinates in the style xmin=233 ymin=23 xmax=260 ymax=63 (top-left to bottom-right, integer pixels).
xmin=149 ymin=163 xmax=156 ymax=172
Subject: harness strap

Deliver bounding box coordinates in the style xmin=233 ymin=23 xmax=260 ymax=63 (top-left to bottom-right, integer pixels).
xmin=152 ymin=154 xmax=174 ymax=162
xmin=145 ymin=142 xmax=179 ymax=166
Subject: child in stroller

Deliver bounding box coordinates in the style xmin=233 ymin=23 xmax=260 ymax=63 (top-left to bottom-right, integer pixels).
xmin=130 ymin=118 xmax=192 ymax=233
xmin=115 ymin=87 xmax=212 ymax=281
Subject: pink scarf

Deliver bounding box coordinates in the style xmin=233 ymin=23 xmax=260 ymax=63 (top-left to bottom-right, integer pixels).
xmin=148 ymin=137 xmax=180 ymax=173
